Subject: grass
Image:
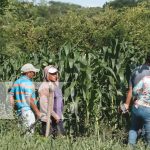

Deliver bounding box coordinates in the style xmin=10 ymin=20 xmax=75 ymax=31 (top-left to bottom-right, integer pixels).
xmin=0 ymin=131 xmax=122 ymax=150
xmin=0 ymin=120 xmax=147 ymax=150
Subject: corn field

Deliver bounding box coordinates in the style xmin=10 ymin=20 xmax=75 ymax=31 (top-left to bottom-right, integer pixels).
xmin=0 ymin=40 xmax=148 ymax=149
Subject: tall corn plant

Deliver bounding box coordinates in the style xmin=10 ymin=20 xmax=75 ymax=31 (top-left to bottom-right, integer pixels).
xmin=91 ymin=39 xmax=145 ymax=131
xmin=0 ymin=40 xmax=147 ymax=136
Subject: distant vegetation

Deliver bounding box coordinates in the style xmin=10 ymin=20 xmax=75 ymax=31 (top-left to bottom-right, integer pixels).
xmin=0 ymin=0 xmax=150 ymax=56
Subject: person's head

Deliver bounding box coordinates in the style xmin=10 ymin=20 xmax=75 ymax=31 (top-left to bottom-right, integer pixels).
xmin=43 ymin=65 xmax=58 ymax=82
xmin=21 ymin=63 xmax=39 ymax=79
xmin=48 ymin=66 xmax=58 ymax=82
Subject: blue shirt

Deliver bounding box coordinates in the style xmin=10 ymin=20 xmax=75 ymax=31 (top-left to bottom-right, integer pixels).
xmin=10 ymin=75 xmax=36 ymax=114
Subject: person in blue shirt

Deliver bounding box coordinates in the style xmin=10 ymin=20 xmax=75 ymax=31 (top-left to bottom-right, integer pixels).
xmin=10 ymin=63 xmax=41 ymax=133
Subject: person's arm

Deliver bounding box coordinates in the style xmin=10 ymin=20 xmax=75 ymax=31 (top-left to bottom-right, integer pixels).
xmin=124 ymin=73 xmax=134 ymax=110
xmin=51 ymin=111 xmax=60 ymax=123
xmin=9 ymin=95 xmax=15 ymax=108
xmin=125 ymin=78 xmax=144 ymax=110
xmin=124 ymin=86 xmax=132 ymax=110
xmin=26 ymin=85 xmax=41 ymax=118
xmin=30 ymin=98 xmax=41 ymax=118
xmin=9 ymin=87 xmax=15 ymax=108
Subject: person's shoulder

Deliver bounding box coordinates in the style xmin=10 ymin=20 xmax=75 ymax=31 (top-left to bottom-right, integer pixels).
xmin=132 ymin=64 xmax=147 ymax=74
xmin=134 ymin=65 xmax=142 ymax=70
xmin=13 ymin=76 xmax=22 ymax=84
xmin=38 ymin=82 xmax=49 ymax=92
xmin=14 ymin=76 xmax=33 ymax=90
xmin=131 ymin=65 xmax=140 ymax=74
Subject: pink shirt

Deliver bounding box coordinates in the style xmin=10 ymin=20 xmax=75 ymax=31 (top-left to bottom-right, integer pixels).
xmin=38 ymin=82 xmax=63 ymax=122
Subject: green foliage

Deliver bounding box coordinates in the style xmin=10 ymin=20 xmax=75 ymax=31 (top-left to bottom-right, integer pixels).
xmin=105 ymin=0 xmax=148 ymax=8
xmin=1 ymin=1 xmax=150 ymax=55
xmin=0 ymin=0 xmax=8 ymax=15
xmin=0 ymin=121 xmax=146 ymax=149
xmin=105 ymin=0 xmax=137 ymax=8
xmin=0 ymin=41 xmax=147 ymax=136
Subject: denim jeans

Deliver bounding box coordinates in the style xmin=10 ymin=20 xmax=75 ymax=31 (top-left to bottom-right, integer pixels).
xmin=128 ymin=105 xmax=150 ymax=146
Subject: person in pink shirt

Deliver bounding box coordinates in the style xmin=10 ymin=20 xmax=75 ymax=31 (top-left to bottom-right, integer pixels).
xmin=38 ymin=65 xmax=65 ymax=137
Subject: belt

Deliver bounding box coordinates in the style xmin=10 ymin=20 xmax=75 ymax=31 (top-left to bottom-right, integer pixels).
xmin=135 ymin=100 xmax=150 ymax=108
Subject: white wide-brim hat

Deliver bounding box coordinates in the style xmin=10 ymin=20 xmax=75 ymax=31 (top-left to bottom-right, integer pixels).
xmin=21 ymin=63 xmax=40 ymax=73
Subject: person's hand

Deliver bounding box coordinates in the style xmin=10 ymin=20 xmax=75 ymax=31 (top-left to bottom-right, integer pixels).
xmin=119 ymin=103 xmax=129 ymax=114
xmin=55 ymin=115 xmax=60 ymax=123
xmin=124 ymin=103 xmax=129 ymax=110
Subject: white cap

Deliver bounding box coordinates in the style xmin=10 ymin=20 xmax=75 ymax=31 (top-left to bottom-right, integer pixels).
xmin=48 ymin=66 xmax=58 ymax=74
xmin=21 ymin=63 xmax=39 ymax=73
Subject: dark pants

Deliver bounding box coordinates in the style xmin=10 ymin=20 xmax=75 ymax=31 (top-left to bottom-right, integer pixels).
xmin=41 ymin=118 xmax=66 ymax=137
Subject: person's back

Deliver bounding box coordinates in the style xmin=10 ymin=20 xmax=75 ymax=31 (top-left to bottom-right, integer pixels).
xmin=133 ymin=76 xmax=150 ymax=103
xmin=10 ymin=75 xmax=35 ymax=114
xmin=125 ymin=57 xmax=150 ymax=110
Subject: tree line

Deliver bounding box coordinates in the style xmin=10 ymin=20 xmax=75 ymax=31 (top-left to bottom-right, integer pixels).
xmin=0 ymin=0 xmax=150 ymax=57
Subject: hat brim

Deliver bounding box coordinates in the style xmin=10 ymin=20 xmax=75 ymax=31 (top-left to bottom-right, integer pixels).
xmin=33 ymin=68 xmax=40 ymax=72
xmin=21 ymin=68 xmax=40 ymax=73
xmin=49 ymin=71 xmax=58 ymax=74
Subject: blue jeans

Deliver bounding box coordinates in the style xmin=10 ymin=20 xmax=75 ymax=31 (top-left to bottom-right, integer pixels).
xmin=129 ymin=105 xmax=150 ymax=146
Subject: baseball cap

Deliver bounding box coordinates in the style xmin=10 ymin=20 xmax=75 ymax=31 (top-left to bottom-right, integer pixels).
xmin=48 ymin=66 xmax=58 ymax=74
xmin=21 ymin=63 xmax=40 ymax=73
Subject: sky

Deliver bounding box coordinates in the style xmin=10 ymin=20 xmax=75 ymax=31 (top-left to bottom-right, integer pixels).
xmin=31 ymin=0 xmax=111 ymax=7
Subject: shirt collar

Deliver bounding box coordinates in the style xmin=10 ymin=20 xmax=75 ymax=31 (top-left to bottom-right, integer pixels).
xmin=21 ymin=75 xmax=31 ymax=80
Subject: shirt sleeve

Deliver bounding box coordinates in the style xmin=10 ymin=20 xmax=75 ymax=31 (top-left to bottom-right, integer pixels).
xmin=129 ymin=71 xmax=134 ymax=88
xmin=129 ymin=76 xmax=132 ymax=87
